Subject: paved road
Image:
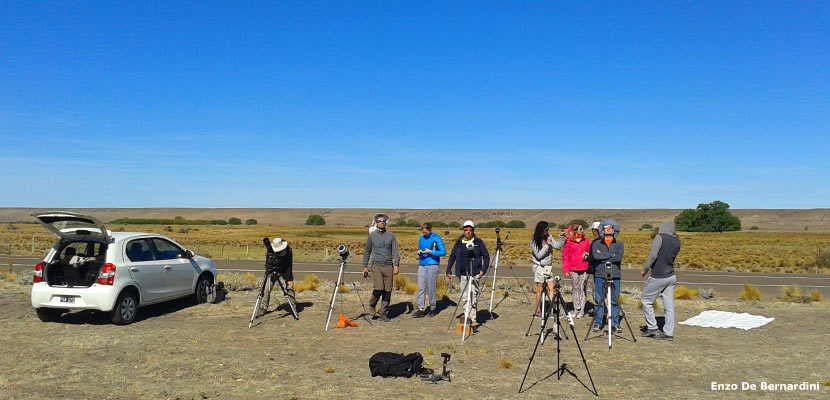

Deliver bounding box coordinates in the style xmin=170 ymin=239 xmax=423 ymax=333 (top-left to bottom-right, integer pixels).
xmin=5 ymin=255 xmax=829 ymax=297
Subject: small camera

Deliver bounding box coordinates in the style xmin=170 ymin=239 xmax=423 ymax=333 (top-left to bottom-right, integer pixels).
xmin=554 ymin=275 xmax=561 ymax=282
xmin=605 ymin=262 xmax=613 ymax=270
xmin=494 ymin=227 xmax=500 ymax=234
xmin=465 ymin=242 xmax=474 ymax=251
xmin=337 ymin=244 xmax=349 ymax=259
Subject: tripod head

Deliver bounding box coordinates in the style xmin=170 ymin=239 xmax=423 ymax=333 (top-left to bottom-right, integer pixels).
xmin=441 ymin=353 xmax=451 ymax=380
xmin=553 ymin=275 xmax=562 ymax=290
xmin=337 ymin=244 xmax=349 ymax=262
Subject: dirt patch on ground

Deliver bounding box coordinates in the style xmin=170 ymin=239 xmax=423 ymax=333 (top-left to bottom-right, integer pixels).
xmin=1 ymin=281 xmax=828 ymax=399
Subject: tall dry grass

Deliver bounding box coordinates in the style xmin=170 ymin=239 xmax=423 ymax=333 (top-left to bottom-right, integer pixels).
xmin=739 ymin=284 xmax=761 ymax=301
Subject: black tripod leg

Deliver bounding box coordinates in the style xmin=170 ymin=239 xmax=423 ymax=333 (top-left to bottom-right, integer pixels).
xmin=568 ymin=323 xmax=599 ymax=396
xmin=619 ymin=306 xmax=637 ymax=342
xmin=351 ymin=282 xmax=373 ymax=325
xmin=525 ymin=284 xmax=545 ymax=337
xmin=508 ymin=265 xmax=532 ymax=304
xmin=519 ymin=293 xmax=552 ymax=394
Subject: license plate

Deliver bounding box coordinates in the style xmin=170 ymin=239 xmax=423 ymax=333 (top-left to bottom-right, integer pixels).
xmin=59 ymin=296 xmax=75 ymax=304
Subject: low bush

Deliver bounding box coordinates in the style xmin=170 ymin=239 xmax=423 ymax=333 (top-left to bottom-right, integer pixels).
xmin=674 ymin=286 xmax=699 ymax=300
xmin=436 ymin=276 xmax=451 ymax=301
xmin=217 ymin=273 xmax=259 ymax=291
xmin=811 ymin=290 xmax=822 ymax=302
xmin=295 ymin=274 xmax=320 ymax=292
xmin=305 ymin=215 xmax=326 ymax=226
xmin=499 ymin=359 xmax=515 ymax=369
xmin=778 ymin=286 xmax=811 ymax=303
xmin=739 ymin=284 xmax=761 ymax=301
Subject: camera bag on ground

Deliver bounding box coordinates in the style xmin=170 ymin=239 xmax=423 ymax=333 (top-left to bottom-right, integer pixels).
xmin=369 ymin=352 xmax=424 ymax=378
xmin=206 ymin=282 xmax=226 ymax=304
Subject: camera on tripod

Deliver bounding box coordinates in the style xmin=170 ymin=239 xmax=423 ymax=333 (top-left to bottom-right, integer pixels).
xmin=337 ymin=244 xmax=349 ymax=260
xmin=604 ymin=261 xmax=613 ymax=271
xmin=263 ymin=238 xmax=280 ymax=272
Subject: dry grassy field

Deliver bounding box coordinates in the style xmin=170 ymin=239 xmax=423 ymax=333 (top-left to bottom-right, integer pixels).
xmin=3 ymin=223 xmax=829 ymax=274
xmin=0 ymin=276 xmax=828 ymax=399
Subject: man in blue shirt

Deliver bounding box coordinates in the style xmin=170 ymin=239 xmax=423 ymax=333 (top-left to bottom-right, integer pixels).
xmin=413 ymin=223 xmax=446 ymax=318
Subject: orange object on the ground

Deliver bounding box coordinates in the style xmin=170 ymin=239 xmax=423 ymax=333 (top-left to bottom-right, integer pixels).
xmin=336 ymin=314 xmax=358 ymax=328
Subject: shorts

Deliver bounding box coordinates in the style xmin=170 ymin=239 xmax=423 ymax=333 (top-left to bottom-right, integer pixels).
xmin=532 ymin=264 xmax=552 ymax=283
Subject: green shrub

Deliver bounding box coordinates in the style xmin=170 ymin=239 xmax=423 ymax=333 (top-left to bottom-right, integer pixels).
xmin=305 ymin=215 xmax=326 ymax=226
xmin=245 ymin=219 xmax=258 ymax=225
xmin=210 ymin=219 xmax=228 ymax=225
xmin=674 ymin=200 xmax=741 ymax=232
xmin=506 ymin=220 xmax=525 ymax=228
xmin=750 ymin=226 xmax=759 ymax=230
xmin=228 ymin=217 xmax=242 ymax=225
xmin=640 ymin=223 xmax=653 ymax=230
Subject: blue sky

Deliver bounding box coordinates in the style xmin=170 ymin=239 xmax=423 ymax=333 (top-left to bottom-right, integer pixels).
xmin=1 ymin=1 xmax=828 ymax=209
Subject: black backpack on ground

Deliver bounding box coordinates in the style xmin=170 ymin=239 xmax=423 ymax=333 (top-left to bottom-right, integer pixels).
xmin=369 ymin=352 xmax=424 ymax=378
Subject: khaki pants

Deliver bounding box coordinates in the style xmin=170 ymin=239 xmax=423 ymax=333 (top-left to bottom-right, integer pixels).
xmin=372 ymin=265 xmax=394 ymax=291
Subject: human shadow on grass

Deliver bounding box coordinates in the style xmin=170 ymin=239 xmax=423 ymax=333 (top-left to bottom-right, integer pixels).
xmin=387 ymin=301 xmax=414 ymax=319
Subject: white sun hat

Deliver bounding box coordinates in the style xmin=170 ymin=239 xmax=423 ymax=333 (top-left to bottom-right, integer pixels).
xmin=462 ymin=220 xmax=475 ymax=228
xmin=271 ymin=238 xmax=289 ymax=253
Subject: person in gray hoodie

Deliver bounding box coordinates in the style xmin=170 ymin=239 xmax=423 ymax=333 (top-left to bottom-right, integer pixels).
xmin=640 ymin=221 xmax=681 ymax=341
xmin=362 ymin=214 xmax=400 ymax=321
xmin=530 ymin=221 xmax=565 ymax=318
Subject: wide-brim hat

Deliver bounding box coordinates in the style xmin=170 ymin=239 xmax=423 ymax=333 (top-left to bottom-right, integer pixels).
xmin=271 ymin=237 xmax=289 ymax=253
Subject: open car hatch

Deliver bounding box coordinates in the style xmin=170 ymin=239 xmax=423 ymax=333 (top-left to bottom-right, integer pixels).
xmin=33 ymin=211 xmax=111 ymax=242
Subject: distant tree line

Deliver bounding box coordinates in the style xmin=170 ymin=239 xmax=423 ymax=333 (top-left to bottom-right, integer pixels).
xmin=111 ymin=217 xmax=255 ymax=226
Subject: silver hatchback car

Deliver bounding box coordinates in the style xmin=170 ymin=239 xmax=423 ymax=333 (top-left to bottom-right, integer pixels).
xmin=31 ymin=212 xmax=217 ymax=325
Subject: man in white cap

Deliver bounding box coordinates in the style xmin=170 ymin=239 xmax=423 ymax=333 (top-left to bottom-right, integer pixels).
xmin=446 ymin=220 xmax=490 ymax=325
xmin=257 ymin=237 xmax=295 ymax=316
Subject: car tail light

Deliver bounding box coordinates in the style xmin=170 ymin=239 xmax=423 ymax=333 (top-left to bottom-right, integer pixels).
xmin=97 ymin=263 xmax=116 ymax=285
xmin=34 ymin=263 xmax=43 ymax=283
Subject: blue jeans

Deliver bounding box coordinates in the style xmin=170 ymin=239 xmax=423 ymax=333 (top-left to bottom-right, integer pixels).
xmin=593 ymin=277 xmax=620 ymax=327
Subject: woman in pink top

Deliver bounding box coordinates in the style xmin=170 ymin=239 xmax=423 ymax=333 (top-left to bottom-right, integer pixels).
xmin=562 ymin=223 xmax=591 ymax=318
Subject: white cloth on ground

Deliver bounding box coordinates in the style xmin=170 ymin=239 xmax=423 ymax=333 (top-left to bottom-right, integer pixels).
xmin=679 ymin=310 xmax=774 ymax=330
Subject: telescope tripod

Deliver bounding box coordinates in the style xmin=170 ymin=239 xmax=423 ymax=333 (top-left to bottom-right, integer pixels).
xmin=249 ymin=269 xmax=298 ymax=328
xmin=584 ymin=276 xmax=637 ymax=349
xmin=519 ymin=277 xmax=597 ymax=396
xmin=325 ymin=256 xmax=373 ymax=332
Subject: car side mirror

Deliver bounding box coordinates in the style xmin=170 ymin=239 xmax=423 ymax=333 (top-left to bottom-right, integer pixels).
xmin=185 ymin=250 xmax=195 ymax=258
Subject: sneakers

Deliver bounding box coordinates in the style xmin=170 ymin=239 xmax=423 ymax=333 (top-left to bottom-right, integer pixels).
xmin=612 ymin=326 xmax=623 ymax=334
xmin=534 ymin=310 xmax=543 ymax=319
xmin=653 ymin=331 xmax=673 ymax=341
xmin=591 ymin=324 xmax=601 ymax=332
xmin=641 ymin=328 xmax=660 ymax=338
xmin=379 ymin=313 xmax=390 ymax=322
xmin=412 ymin=309 xmax=426 ymax=318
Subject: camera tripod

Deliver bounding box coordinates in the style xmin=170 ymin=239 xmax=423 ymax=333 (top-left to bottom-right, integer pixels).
xmin=249 ymin=239 xmax=299 ymax=328
xmin=584 ymin=268 xmax=637 ymax=349
xmin=419 ymin=353 xmax=452 ymax=384
xmin=519 ymin=277 xmax=597 ymax=396
xmin=487 ymin=228 xmax=531 ymax=315
xmin=445 ymin=247 xmax=479 ymax=342
xmin=249 ymin=269 xmax=298 ymax=328
xmin=325 ymin=245 xmax=373 ymax=332
xmin=524 ymin=273 xmax=569 ymax=344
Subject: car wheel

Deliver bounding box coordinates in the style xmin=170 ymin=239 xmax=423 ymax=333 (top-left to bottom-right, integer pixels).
xmin=35 ymin=308 xmax=62 ymax=322
xmin=194 ymin=275 xmax=211 ymax=304
xmin=111 ymin=290 xmax=138 ymax=325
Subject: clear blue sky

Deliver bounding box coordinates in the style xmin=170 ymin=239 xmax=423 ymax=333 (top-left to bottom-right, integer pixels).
xmin=1 ymin=1 xmax=828 ymax=209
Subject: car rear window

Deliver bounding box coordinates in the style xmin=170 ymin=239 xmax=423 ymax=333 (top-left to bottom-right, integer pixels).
xmin=126 ymin=239 xmax=155 ymax=262
xmin=151 ymin=238 xmax=183 ymax=260
xmin=59 ymin=242 xmax=105 ymax=259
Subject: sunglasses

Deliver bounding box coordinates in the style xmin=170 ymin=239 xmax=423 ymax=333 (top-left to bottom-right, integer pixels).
xmin=376 ymin=220 xmax=386 ymax=224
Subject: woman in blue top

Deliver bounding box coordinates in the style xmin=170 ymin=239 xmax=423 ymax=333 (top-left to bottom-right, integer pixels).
xmin=413 ymin=223 xmax=446 ymax=318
